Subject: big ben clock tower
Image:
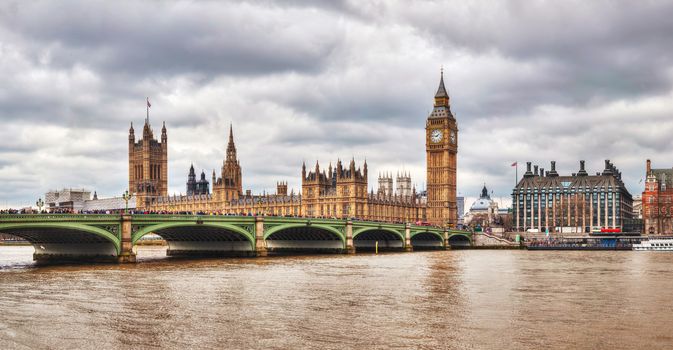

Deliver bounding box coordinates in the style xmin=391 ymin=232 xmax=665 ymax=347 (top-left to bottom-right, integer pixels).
xmin=426 ymin=70 xmax=458 ymax=227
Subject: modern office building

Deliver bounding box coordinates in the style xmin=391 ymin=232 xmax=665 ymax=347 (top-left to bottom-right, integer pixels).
xmin=512 ymin=160 xmax=633 ymax=233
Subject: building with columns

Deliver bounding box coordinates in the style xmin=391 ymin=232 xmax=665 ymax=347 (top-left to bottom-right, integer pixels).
xmin=643 ymin=159 xmax=673 ymax=235
xmin=512 ymin=160 xmax=633 ymax=233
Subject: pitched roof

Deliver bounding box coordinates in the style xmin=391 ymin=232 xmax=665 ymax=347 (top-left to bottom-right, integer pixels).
xmin=435 ymin=71 xmax=449 ymax=99
xmin=651 ymin=168 xmax=673 ymax=188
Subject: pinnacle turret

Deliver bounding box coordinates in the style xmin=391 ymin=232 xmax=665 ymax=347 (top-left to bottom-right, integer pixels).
xmin=225 ymin=123 xmax=238 ymax=163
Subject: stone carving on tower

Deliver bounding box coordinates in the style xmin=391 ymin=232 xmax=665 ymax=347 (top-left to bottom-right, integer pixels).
xmin=425 ymin=69 xmax=458 ymax=227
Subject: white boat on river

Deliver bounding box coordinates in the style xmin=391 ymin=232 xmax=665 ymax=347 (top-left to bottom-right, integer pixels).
xmin=633 ymin=238 xmax=673 ymax=251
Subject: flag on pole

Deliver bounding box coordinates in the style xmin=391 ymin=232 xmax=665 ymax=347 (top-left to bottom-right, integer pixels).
xmin=511 ymin=162 xmax=517 ymax=167
xmin=145 ymin=97 xmax=151 ymax=124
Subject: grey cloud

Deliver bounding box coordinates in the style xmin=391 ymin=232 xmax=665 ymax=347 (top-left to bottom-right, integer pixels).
xmin=1 ymin=1 xmax=341 ymax=77
xmin=371 ymin=1 xmax=673 ymax=117
xmin=1 ymin=0 xmax=672 ymax=207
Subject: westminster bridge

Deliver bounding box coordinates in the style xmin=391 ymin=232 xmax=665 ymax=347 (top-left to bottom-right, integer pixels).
xmin=0 ymin=214 xmax=472 ymax=263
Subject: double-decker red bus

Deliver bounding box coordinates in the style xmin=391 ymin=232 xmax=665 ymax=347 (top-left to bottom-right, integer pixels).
xmin=600 ymin=227 xmax=622 ymax=233
xmin=592 ymin=227 xmax=622 ymax=234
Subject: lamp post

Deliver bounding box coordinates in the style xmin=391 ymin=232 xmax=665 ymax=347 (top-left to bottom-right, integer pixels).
xmin=35 ymin=198 xmax=44 ymax=214
xmin=122 ymin=190 xmax=132 ymax=214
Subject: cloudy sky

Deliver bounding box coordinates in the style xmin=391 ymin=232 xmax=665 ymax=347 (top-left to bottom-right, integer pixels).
xmin=1 ymin=0 xmax=672 ymax=210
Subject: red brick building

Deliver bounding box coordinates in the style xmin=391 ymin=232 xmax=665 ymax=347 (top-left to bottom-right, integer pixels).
xmin=643 ymin=159 xmax=673 ymax=235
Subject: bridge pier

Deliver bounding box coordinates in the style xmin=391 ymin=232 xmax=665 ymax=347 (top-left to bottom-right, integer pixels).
xmin=404 ymin=223 xmax=413 ymax=252
xmin=255 ymin=216 xmax=268 ymax=257
xmin=118 ymin=214 xmax=137 ymax=263
xmin=443 ymin=228 xmax=450 ymax=250
xmin=345 ymin=221 xmax=355 ymax=254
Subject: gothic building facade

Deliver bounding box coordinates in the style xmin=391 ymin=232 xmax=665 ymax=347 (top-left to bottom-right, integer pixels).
xmin=132 ymin=72 xmax=457 ymax=226
xmin=186 ymin=164 xmax=209 ymax=196
xmin=128 ymin=118 xmax=168 ymax=209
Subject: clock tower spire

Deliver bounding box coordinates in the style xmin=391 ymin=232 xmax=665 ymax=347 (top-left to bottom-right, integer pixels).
xmin=425 ymin=69 xmax=458 ymax=227
xmin=434 ymin=68 xmax=452 ymax=110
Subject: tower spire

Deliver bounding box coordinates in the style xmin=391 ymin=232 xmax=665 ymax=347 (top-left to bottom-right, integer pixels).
xmin=226 ymin=123 xmax=237 ymax=162
xmin=229 ymin=123 xmax=234 ymax=144
xmin=434 ymin=69 xmax=449 ymax=101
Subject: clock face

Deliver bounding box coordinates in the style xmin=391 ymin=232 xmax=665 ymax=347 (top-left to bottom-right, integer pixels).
xmin=450 ymin=130 xmax=456 ymax=144
xmin=430 ymin=129 xmax=443 ymax=143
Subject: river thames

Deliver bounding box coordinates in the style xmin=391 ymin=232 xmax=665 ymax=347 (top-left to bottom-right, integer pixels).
xmin=1 ymin=247 xmax=672 ymax=349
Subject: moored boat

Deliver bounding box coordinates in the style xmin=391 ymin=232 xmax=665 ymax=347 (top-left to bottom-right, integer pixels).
xmin=633 ymin=237 xmax=673 ymax=251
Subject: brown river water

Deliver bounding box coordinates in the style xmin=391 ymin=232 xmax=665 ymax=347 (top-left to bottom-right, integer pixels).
xmin=1 ymin=246 xmax=672 ymax=350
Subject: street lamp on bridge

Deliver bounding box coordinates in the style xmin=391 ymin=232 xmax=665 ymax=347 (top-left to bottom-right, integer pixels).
xmin=122 ymin=190 xmax=133 ymax=214
xmin=35 ymin=198 xmax=44 ymax=214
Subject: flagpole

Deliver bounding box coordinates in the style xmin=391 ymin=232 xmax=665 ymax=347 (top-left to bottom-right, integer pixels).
xmin=146 ymin=97 xmax=149 ymax=123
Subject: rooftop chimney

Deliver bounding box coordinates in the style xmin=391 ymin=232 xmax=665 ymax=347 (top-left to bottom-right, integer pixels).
xmin=524 ymin=162 xmax=534 ymax=178
xmin=647 ymin=159 xmax=651 ymax=174
xmin=578 ymin=160 xmax=588 ymax=176
xmin=602 ymin=159 xmax=613 ymax=176
xmin=548 ymin=161 xmax=559 ymax=177
xmin=534 ymin=165 xmax=539 ymax=176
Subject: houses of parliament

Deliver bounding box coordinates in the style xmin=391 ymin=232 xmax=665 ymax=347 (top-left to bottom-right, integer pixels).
xmin=129 ymin=72 xmax=459 ymax=226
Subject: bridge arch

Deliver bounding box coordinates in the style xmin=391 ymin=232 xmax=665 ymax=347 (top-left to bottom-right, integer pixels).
xmin=264 ymin=223 xmax=345 ymax=253
xmin=447 ymin=233 xmax=471 ymax=248
xmin=410 ymin=230 xmax=445 ymax=249
xmin=353 ymin=227 xmax=405 ymax=251
xmin=132 ymin=222 xmax=256 ymax=256
xmin=0 ymin=222 xmax=121 ymax=259
xmin=352 ymin=227 xmax=404 ymax=241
